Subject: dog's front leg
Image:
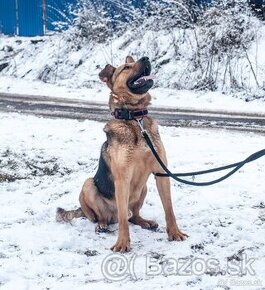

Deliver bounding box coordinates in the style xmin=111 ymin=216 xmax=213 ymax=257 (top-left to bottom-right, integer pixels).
xmin=156 ymin=176 xmax=188 ymax=241
xmin=111 ymin=178 xmax=131 ymax=252
xmin=153 ymin=141 xmax=187 ymax=241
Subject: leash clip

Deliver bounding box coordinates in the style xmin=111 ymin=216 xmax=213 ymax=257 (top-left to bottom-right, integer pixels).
xmin=136 ymin=118 xmax=146 ymax=136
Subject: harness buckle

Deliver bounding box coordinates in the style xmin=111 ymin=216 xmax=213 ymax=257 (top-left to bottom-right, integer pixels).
xmin=113 ymin=109 xmax=131 ymax=120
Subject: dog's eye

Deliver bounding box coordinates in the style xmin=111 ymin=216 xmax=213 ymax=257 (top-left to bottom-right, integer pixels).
xmin=124 ymin=66 xmax=130 ymax=70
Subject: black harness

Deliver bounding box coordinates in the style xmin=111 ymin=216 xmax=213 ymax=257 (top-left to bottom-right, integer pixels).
xmin=112 ymin=109 xmax=265 ymax=186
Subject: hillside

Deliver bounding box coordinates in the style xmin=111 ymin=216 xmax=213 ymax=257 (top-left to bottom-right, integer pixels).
xmin=0 ymin=4 xmax=265 ymax=111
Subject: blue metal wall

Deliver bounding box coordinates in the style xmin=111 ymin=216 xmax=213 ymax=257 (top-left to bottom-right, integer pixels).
xmin=0 ymin=0 xmax=76 ymax=36
xmin=18 ymin=0 xmax=43 ymax=36
xmin=0 ymin=0 xmax=17 ymax=35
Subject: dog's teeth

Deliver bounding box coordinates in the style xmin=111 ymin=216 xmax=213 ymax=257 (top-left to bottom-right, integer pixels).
xmin=134 ymin=78 xmax=145 ymax=85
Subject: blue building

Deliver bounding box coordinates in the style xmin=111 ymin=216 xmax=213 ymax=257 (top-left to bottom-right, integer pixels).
xmin=0 ymin=0 xmax=76 ymax=36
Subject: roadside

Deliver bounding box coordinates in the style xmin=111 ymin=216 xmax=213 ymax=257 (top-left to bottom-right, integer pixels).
xmin=0 ymin=76 xmax=265 ymax=114
xmin=1 ymin=92 xmax=265 ymax=133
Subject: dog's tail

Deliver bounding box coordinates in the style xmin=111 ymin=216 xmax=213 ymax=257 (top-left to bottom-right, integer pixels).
xmin=56 ymin=207 xmax=85 ymax=223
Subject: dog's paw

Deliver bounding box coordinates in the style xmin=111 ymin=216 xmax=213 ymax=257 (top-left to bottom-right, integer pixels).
xmin=130 ymin=216 xmax=159 ymax=231
xmin=111 ymin=239 xmax=131 ymax=253
xmin=167 ymin=228 xmax=188 ymax=241
xmin=142 ymin=220 xmax=159 ymax=231
xmin=139 ymin=219 xmax=159 ymax=231
xmin=95 ymin=223 xmax=110 ymax=233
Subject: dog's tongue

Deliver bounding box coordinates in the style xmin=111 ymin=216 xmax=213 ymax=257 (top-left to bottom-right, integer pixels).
xmin=134 ymin=75 xmax=156 ymax=85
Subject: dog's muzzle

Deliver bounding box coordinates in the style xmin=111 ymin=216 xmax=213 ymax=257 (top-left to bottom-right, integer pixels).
xmin=127 ymin=57 xmax=155 ymax=94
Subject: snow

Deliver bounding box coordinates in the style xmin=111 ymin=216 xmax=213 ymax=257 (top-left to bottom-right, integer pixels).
xmin=1 ymin=8 xmax=265 ymax=289
xmin=0 ymin=112 xmax=265 ymax=290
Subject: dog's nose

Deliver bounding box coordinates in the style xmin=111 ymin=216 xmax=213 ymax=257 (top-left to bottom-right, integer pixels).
xmin=140 ymin=57 xmax=149 ymax=62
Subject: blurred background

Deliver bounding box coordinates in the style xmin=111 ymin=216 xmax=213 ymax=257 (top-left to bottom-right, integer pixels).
xmin=0 ymin=0 xmax=264 ymax=37
xmin=0 ymin=0 xmax=265 ymax=96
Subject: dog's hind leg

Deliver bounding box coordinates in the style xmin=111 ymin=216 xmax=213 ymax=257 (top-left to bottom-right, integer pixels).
xmin=79 ymin=179 xmax=99 ymax=223
xmin=129 ymin=185 xmax=159 ymax=231
xmin=56 ymin=179 xmax=98 ymax=224
xmin=79 ymin=194 xmax=98 ymax=223
xmin=80 ymin=178 xmax=117 ymax=232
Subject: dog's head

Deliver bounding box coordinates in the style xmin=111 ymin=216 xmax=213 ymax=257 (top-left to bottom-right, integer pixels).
xmin=99 ymin=56 xmax=154 ymax=96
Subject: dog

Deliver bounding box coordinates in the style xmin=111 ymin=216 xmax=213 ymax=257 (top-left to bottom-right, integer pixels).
xmin=57 ymin=56 xmax=187 ymax=252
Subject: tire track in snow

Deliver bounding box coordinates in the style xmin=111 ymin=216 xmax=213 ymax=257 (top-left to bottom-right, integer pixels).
xmin=0 ymin=92 xmax=265 ymax=133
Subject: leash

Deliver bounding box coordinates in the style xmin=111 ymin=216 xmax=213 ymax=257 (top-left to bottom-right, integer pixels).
xmin=135 ymin=119 xmax=265 ymax=186
xmin=111 ymin=108 xmax=265 ymax=186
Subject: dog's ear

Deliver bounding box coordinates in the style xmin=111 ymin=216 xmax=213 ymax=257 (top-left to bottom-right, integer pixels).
xmin=99 ymin=64 xmax=116 ymax=84
xmin=125 ymin=56 xmax=135 ymax=63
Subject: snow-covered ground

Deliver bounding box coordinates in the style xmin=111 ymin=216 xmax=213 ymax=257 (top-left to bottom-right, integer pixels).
xmin=0 ymin=112 xmax=265 ymax=290
xmin=1 ymin=10 xmax=265 ymax=289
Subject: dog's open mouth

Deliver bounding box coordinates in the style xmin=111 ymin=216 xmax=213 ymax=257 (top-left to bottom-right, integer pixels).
xmin=134 ymin=74 xmax=155 ymax=85
xmin=127 ymin=58 xmax=155 ymax=94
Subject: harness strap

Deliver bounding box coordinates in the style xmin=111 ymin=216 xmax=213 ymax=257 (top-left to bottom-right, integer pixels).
xmin=135 ymin=119 xmax=265 ymax=186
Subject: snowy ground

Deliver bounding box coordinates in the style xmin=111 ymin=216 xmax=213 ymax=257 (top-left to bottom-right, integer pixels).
xmin=0 ymin=112 xmax=265 ymax=290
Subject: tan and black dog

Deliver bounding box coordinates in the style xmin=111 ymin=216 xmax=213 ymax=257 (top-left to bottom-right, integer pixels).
xmin=57 ymin=56 xmax=187 ymax=252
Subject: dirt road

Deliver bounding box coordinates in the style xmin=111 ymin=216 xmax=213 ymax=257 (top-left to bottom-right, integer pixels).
xmin=0 ymin=92 xmax=264 ymax=133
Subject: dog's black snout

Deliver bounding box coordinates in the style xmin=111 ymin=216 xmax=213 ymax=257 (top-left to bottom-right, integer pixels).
xmin=140 ymin=57 xmax=149 ymax=62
